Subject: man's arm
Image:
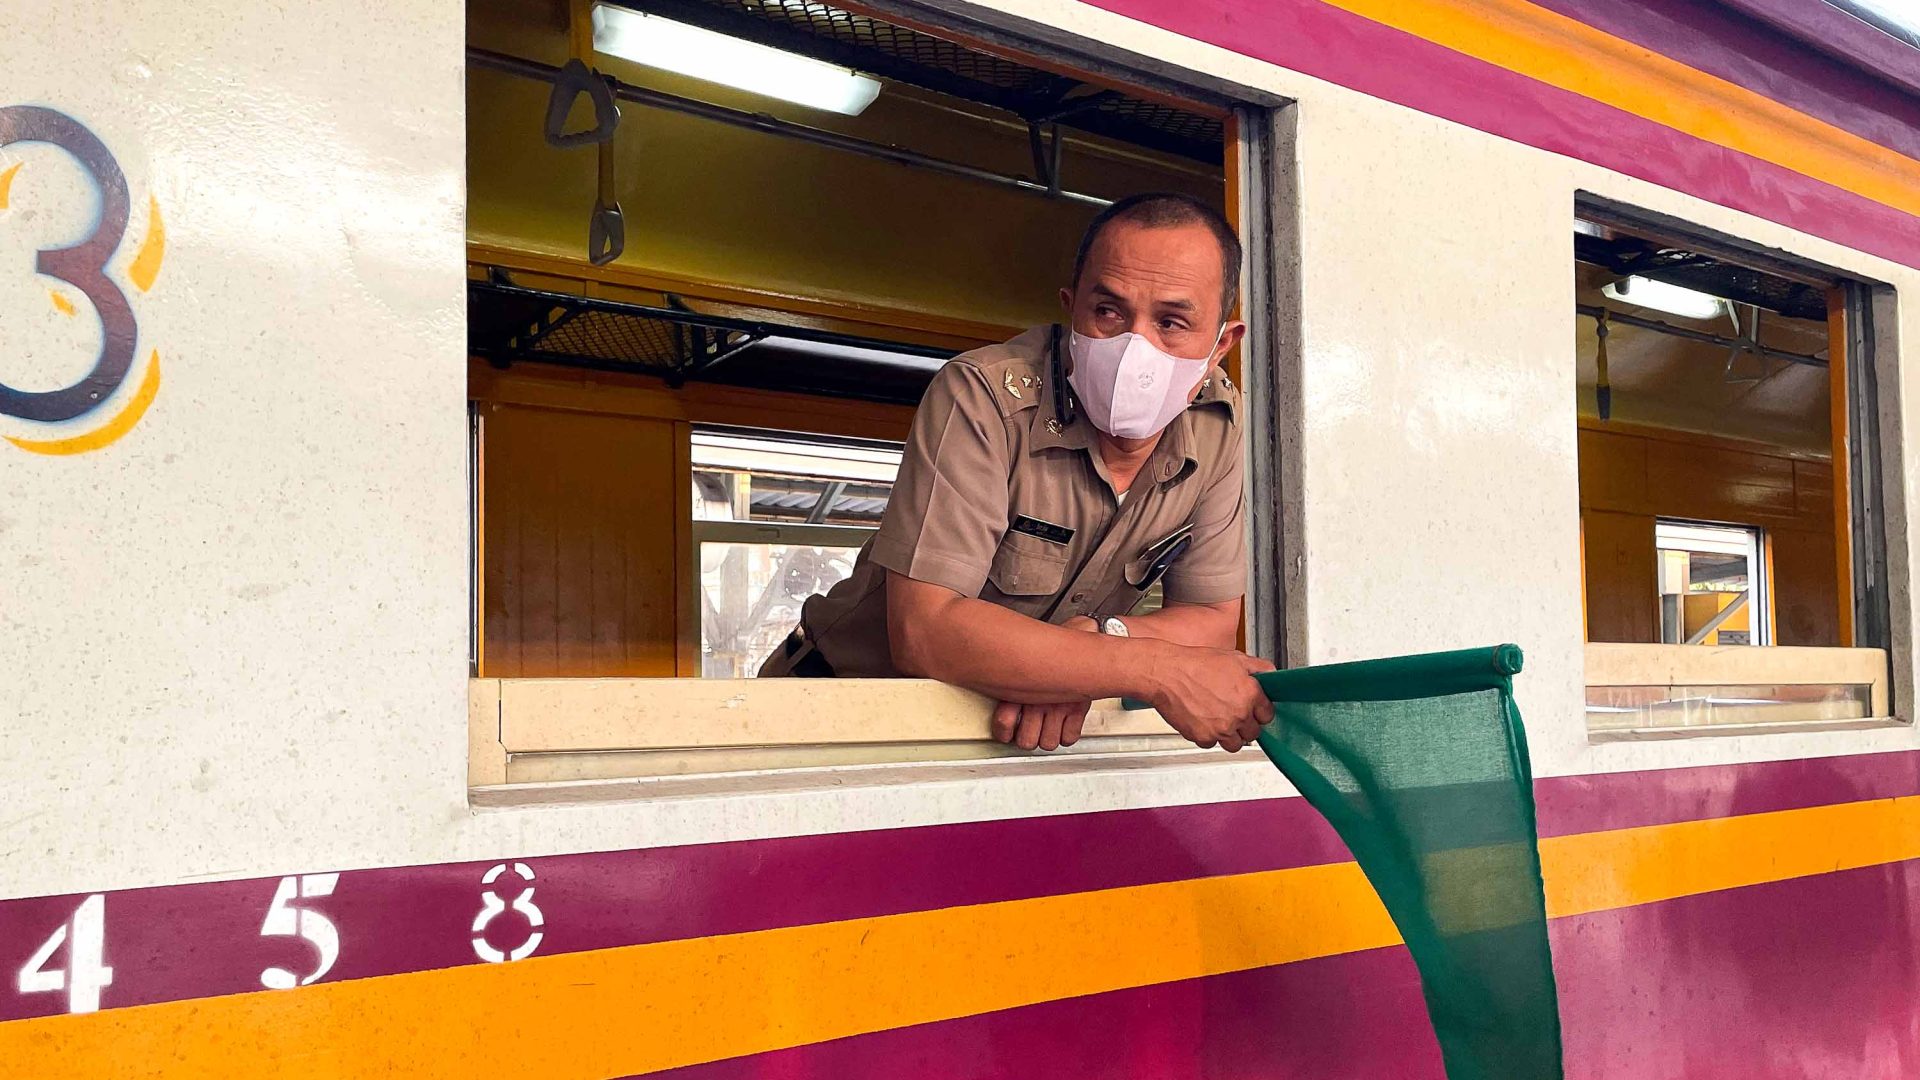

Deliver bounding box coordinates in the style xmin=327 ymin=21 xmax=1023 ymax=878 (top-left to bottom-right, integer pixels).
xmin=888 ymin=572 xmax=1273 ymax=751
xmin=1065 ymin=597 xmax=1240 ymax=650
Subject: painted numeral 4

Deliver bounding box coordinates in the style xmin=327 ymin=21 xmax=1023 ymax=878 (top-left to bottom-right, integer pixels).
xmin=17 ymin=894 xmax=114 ymax=1014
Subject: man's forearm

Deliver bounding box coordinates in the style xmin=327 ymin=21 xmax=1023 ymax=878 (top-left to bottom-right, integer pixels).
xmin=1096 ymin=598 xmax=1240 ymax=650
xmin=893 ymin=590 xmax=1172 ymax=705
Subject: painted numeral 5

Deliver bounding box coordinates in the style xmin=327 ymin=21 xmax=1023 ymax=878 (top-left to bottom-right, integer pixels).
xmin=260 ymin=873 xmax=340 ymax=989
xmin=17 ymin=894 xmax=113 ymax=1014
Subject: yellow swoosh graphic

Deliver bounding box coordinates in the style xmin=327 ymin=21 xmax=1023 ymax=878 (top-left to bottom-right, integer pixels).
xmin=5 ymin=350 xmax=161 ymax=455
xmin=0 ymin=161 xmax=19 ymax=208
xmin=128 ymin=195 xmax=164 ymax=292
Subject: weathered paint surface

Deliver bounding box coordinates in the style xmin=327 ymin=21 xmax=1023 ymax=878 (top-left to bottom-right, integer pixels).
xmin=1 ymin=754 xmax=1917 ymax=1074
xmin=4 ymin=0 xmax=1920 ymax=1075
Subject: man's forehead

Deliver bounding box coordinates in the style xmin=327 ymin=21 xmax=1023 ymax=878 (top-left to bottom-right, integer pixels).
xmin=1081 ymin=221 xmax=1223 ymax=292
xmin=1089 ymin=281 xmax=1197 ymax=310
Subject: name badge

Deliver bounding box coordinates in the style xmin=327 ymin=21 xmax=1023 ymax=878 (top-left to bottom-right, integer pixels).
xmin=1011 ymin=515 xmax=1075 ymax=546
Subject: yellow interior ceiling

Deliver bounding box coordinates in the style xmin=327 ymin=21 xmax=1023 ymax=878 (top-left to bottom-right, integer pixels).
xmin=466 ymin=0 xmax=1225 ymax=336
xmin=1573 ymin=262 xmax=1831 ymax=454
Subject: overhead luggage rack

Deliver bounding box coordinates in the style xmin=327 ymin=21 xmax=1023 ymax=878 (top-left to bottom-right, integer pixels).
xmin=613 ymin=0 xmax=1225 ymax=164
xmin=468 ymin=274 xmax=957 ymax=404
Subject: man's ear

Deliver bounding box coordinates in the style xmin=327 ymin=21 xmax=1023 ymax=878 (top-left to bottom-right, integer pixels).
xmin=1059 ymin=287 xmax=1075 ymax=315
xmin=1214 ymin=320 xmax=1247 ymax=364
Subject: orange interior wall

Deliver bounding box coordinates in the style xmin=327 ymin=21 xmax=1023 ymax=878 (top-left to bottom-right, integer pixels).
xmin=482 ymin=403 xmax=687 ymax=677
xmin=1578 ymin=422 xmax=1839 ymax=646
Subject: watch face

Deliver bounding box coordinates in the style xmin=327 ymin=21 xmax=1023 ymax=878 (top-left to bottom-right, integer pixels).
xmin=1102 ymin=617 xmax=1129 ymax=637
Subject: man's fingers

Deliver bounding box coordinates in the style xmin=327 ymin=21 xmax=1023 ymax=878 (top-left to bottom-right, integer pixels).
xmin=1060 ymin=703 xmax=1089 ymax=747
xmin=991 ymin=700 xmax=1020 ymax=743
xmin=1241 ymin=654 xmax=1277 ymax=674
xmin=1038 ymin=705 xmax=1067 ymax=751
xmin=1252 ymin=690 xmax=1275 ymax=727
xmin=1014 ymin=706 xmax=1043 ymax=750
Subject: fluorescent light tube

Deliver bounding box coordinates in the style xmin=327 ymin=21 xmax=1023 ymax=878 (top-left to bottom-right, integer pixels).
xmin=1601 ymin=276 xmax=1725 ymax=320
xmin=592 ymin=4 xmax=883 ymax=116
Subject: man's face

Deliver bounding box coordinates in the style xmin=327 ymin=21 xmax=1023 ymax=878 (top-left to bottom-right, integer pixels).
xmin=1060 ymin=218 xmax=1245 ymax=369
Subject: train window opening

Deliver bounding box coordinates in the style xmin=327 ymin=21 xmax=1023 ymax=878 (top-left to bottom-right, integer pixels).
xmin=1574 ymin=200 xmax=1899 ymax=737
xmin=463 ymin=0 xmax=1288 ymax=786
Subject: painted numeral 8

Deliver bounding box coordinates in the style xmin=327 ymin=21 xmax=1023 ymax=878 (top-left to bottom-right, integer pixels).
xmin=472 ymin=862 xmax=544 ymax=963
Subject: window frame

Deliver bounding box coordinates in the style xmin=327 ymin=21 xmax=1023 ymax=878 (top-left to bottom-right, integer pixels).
xmin=465 ymin=13 xmax=1298 ymax=789
xmin=1574 ymin=193 xmax=1905 ymax=737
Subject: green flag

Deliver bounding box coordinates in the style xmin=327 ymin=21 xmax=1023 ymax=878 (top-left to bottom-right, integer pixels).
xmin=1255 ymin=644 xmax=1564 ymax=1080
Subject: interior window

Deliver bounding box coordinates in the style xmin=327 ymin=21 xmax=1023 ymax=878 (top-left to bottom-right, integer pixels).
xmin=692 ymin=430 xmax=900 ymax=677
xmin=1654 ymin=520 xmax=1767 ymax=646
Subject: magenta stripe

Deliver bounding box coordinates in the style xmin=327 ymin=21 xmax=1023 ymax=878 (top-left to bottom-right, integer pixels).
xmin=1533 ymin=749 xmax=1920 ymax=837
xmin=637 ymin=859 xmax=1920 ymax=1078
xmin=2 ymin=751 xmax=1914 ymax=1021
xmin=1554 ymin=858 xmax=1920 ymax=1077
xmin=1717 ymin=0 xmax=1920 ymax=99
xmin=1087 ymin=0 xmax=1920 ymax=270
xmin=1531 ymin=0 xmax=1920 ymax=162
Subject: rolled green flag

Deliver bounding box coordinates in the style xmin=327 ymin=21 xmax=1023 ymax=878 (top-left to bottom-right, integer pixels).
xmin=1255 ymin=645 xmax=1564 ymax=1080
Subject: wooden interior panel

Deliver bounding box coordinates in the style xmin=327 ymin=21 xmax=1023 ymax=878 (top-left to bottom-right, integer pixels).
xmin=481 ymin=402 xmax=685 ymax=677
xmin=1582 ymin=509 xmax=1659 ymax=643
xmin=1645 ymin=443 xmax=1798 ymax=523
xmin=1772 ymin=528 xmax=1842 ymax=647
xmin=1578 ymin=419 xmax=1842 ymax=647
xmin=1576 ymin=429 xmax=1648 ymax=512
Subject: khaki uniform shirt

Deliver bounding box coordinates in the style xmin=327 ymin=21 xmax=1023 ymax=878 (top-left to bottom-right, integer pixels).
xmin=766 ymin=325 xmax=1246 ymax=678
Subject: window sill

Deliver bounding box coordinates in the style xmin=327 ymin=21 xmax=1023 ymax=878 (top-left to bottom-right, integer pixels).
xmin=1583 ymin=642 xmax=1892 ymax=739
xmin=469 ymin=676 xmax=1187 ymax=788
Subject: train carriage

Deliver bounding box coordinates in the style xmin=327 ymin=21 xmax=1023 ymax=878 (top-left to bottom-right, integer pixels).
xmin=4 ymin=0 xmax=1920 ymax=1075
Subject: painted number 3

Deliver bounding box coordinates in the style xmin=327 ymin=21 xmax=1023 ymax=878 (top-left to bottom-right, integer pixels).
xmin=472 ymin=862 xmax=544 ymax=963
xmin=259 ymin=873 xmax=341 ymax=989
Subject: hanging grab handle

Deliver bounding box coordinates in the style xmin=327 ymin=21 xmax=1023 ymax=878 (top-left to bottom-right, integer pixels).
xmin=588 ymin=134 xmax=625 ymax=265
xmin=543 ymin=59 xmax=620 ymax=148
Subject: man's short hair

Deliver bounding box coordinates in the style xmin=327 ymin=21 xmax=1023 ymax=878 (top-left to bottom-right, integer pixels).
xmin=1070 ymin=192 xmax=1242 ymax=321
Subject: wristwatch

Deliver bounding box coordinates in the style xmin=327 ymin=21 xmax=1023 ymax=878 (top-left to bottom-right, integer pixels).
xmin=1098 ymin=616 xmax=1129 ymax=638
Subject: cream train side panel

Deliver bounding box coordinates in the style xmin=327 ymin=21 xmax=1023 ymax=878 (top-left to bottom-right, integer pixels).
xmin=3 ymin=0 xmax=1918 ymax=905
xmin=0 ymin=0 xmax=472 ymax=898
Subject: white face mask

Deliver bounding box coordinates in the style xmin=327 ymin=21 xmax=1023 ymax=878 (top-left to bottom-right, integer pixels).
xmin=1066 ymin=325 xmax=1223 ymax=440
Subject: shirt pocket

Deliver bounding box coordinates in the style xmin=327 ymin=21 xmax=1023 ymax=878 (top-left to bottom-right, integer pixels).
xmin=986 ymin=530 xmax=1071 ymax=597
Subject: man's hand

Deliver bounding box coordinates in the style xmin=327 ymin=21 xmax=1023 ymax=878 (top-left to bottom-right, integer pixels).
xmin=1144 ymin=645 xmax=1275 ymax=753
xmin=887 ymin=572 xmax=1272 ymax=753
xmin=991 ymin=616 xmax=1099 ymax=751
xmin=991 ymin=699 xmax=1093 ymax=750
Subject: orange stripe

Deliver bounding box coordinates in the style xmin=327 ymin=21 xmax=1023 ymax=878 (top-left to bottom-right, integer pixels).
xmin=1327 ymin=0 xmax=1920 ymax=219
xmin=4 ymin=795 xmax=1917 ymax=1077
